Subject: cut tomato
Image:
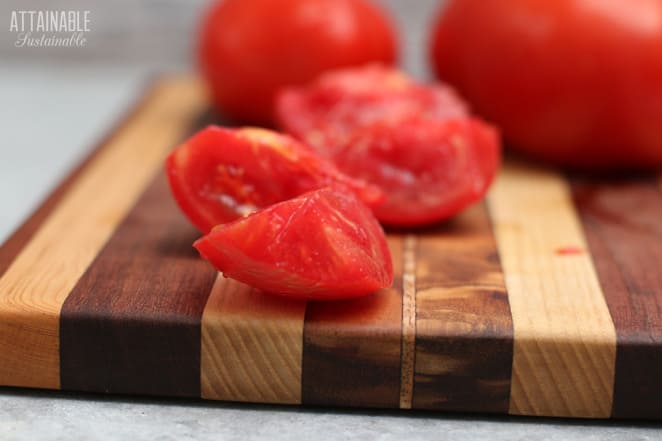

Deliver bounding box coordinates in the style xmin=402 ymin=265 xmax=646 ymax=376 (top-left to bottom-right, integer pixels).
xmin=194 ymin=187 xmax=393 ymax=300
xmin=276 ymin=65 xmax=499 ymax=226
xmin=334 ymin=118 xmax=500 ymax=226
xmin=276 ymin=64 xmax=468 ymax=157
xmin=165 ymin=126 xmax=383 ymax=233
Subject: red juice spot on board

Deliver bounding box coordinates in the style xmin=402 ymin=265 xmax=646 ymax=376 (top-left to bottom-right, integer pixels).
xmin=555 ymin=246 xmax=584 ymax=256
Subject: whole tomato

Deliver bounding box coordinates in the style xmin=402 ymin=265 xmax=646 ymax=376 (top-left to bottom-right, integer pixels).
xmin=198 ymin=0 xmax=397 ymax=125
xmin=430 ymin=0 xmax=662 ymax=169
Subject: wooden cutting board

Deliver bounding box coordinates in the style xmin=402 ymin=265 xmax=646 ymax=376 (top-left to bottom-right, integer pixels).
xmin=1 ymin=76 xmax=661 ymax=420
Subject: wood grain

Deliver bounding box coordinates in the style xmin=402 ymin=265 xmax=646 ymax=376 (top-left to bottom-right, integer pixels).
xmin=0 ymin=76 xmax=206 ymax=389
xmin=488 ymin=161 xmax=617 ymax=418
xmin=201 ymin=276 xmax=307 ymax=404
xmin=412 ymin=203 xmax=513 ymax=413
xmin=302 ymin=235 xmax=403 ymax=408
xmin=60 ymin=173 xmax=217 ymax=396
xmin=572 ymin=178 xmax=662 ymax=419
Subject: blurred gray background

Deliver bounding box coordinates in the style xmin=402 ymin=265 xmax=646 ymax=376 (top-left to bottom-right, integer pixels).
xmin=0 ymin=0 xmax=443 ymax=78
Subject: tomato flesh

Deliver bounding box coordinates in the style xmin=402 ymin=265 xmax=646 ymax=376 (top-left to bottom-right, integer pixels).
xmin=276 ymin=65 xmax=499 ymax=226
xmin=276 ymin=64 xmax=468 ymax=157
xmin=194 ymin=188 xmax=393 ymax=300
xmin=165 ymin=126 xmax=384 ymax=233
xmin=335 ymin=118 xmax=500 ymax=226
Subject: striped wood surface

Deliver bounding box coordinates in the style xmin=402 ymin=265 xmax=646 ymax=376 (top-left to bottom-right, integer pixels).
xmin=1 ymin=76 xmax=661 ymax=419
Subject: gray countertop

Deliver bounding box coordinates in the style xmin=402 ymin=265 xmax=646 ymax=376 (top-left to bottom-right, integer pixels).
xmin=1 ymin=63 xmax=662 ymax=441
xmin=2 ymin=387 xmax=661 ymax=441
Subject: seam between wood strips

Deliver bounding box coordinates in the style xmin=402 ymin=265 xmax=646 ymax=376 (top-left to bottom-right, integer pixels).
xmin=399 ymin=234 xmax=417 ymax=409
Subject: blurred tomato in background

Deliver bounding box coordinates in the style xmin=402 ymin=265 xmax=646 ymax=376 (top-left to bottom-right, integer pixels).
xmin=430 ymin=0 xmax=662 ymax=170
xmin=198 ymin=0 xmax=398 ymax=125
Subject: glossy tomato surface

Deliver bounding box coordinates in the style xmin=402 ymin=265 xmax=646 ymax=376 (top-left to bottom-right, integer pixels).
xmin=165 ymin=126 xmax=383 ymax=233
xmin=277 ymin=64 xmax=468 ymax=157
xmin=198 ymin=0 xmax=397 ymax=124
xmin=334 ymin=118 xmax=500 ymax=226
xmin=194 ymin=188 xmax=393 ymax=300
xmin=430 ymin=0 xmax=662 ymax=169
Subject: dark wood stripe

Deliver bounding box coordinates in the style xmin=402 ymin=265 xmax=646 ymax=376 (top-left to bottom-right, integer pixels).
xmin=301 ymin=236 xmax=404 ymax=408
xmin=412 ymin=203 xmax=513 ymax=413
xmin=60 ymin=172 xmax=217 ymax=397
xmin=0 ymin=80 xmax=158 ymax=279
xmin=572 ymin=177 xmax=662 ymax=419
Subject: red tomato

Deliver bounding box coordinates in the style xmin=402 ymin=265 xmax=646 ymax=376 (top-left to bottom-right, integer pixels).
xmin=430 ymin=0 xmax=662 ymax=169
xmin=165 ymin=126 xmax=384 ymax=233
xmin=198 ymin=0 xmax=398 ymax=124
xmin=194 ymin=188 xmax=393 ymax=300
xmin=277 ymin=64 xmax=468 ymax=156
xmin=334 ymin=118 xmax=500 ymax=226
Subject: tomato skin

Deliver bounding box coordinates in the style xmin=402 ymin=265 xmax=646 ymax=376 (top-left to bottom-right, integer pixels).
xmin=194 ymin=188 xmax=393 ymax=300
xmin=335 ymin=118 xmax=500 ymax=226
xmin=198 ymin=0 xmax=397 ymax=125
xmin=430 ymin=0 xmax=662 ymax=169
xmin=165 ymin=126 xmax=384 ymax=234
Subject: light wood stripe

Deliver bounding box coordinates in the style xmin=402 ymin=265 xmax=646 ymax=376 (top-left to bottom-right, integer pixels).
xmin=399 ymin=234 xmax=417 ymax=409
xmin=488 ymin=161 xmax=617 ymax=418
xmin=0 ymin=76 xmax=206 ymax=389
xmin=201 ymin=276 xmax=307 ymax=404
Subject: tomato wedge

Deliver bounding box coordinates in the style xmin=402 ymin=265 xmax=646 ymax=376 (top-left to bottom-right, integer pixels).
xmin=194 ymin=187 xmax=393 ymax=300
xmin=165 ymin=126 xmax=383 ymax=233
xmin=334 ymin=118 xmax=500 ymax=226
xmin=276 ymin=64 xmax=468 ymax=156
xmin=276 ymin=65 xmax=500 ymax=226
